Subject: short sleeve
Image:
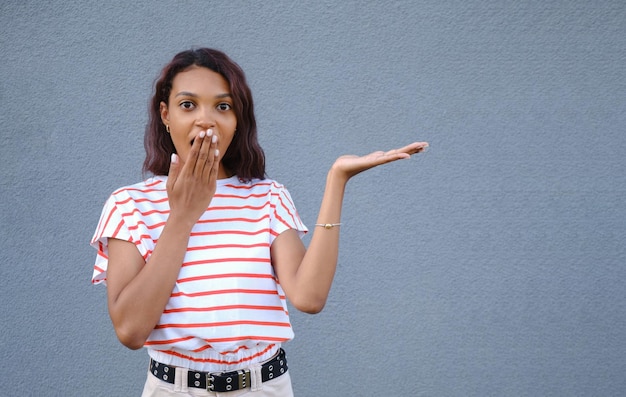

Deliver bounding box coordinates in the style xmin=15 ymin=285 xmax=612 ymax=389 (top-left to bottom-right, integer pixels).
xmin=89 ymin=194 xmax=133 ymax=285
xmin=269 ymin=183 xmax=308 ymax=244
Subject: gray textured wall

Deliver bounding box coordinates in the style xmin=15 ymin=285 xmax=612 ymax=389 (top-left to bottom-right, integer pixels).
xmin=1 ymin=1 xmax=625 ymax=396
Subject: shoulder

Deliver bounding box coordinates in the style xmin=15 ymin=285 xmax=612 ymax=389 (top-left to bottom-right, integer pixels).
xmin=108 ymin=176 xmax=168 ymax=203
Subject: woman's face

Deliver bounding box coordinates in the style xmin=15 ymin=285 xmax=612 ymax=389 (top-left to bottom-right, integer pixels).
xmin=160 ymin=66 xmax=237 ymax=178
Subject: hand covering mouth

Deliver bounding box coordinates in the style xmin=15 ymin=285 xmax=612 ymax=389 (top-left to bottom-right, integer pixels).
xmin=190 ymin=130 xmax=214 ymax=146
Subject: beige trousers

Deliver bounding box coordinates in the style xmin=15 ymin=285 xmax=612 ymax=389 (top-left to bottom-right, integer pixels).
xmin=141 ymin=370 xmax=294 ymax=397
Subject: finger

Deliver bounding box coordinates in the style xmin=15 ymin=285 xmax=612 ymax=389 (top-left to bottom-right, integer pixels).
xmin=208 ymin=147 xmax=220 ymax=182
xmin=202 ymin=132 xmax=219 ymax=181
xmin=194 ymin=129 xmax=213 ymax=175
xmin=166 ymin=153 xmax=180 ymax=191
xmin=382 ymin=142 xmax=429 ymax=159
xmin=186 ymin=130 xmax=205 ymax=174
xmin=398 ymin=141 xmax=429 ymax=154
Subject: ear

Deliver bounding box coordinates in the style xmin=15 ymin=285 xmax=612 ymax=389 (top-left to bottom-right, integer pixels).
xmin=160 ymin=101 xmax=170 ymax=126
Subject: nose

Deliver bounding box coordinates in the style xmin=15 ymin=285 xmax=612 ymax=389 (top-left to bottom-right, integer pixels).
xmin=195 ymin=107 xmax=217 ymax=130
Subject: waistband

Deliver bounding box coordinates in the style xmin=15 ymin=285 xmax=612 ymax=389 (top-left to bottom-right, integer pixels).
xmin=149 ymin=348 xmax=288 ymax=392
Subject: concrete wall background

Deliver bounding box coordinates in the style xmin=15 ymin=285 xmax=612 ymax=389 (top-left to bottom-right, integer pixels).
xmin=1 ymin=1 xmax=624 ymax=396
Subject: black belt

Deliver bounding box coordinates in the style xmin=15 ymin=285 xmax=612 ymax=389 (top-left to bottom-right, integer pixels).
xmin=149 ymin=349 xmax=288 ymax=392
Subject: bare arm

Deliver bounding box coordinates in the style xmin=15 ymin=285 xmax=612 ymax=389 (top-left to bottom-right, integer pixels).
xmin=106 ymin=130 xmax=219 ymax=349
xmin=272 ymin=141 xmax=429 ymax=313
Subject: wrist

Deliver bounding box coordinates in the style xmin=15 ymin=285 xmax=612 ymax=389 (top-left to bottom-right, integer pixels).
xmin=166 ymin=211 xmax=198 ymax=233
xmin=326 ymin=166 xmax=350 ymax=187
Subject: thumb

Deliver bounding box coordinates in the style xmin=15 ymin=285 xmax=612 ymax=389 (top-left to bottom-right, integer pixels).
xmin=166 ymin=153 xmax=180 ymax=190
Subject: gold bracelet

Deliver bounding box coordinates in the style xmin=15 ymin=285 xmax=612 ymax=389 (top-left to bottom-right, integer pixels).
xmin=315 ymin=223 xmax=342 ymax=229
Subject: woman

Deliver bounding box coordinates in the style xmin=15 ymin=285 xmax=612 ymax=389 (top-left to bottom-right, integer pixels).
xmin=91 ymin=48 xmax=428 ymax=396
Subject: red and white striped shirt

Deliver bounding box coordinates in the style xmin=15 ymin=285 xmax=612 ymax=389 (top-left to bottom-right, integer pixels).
xmin=91 ymin=175 xmax=307 ymax=371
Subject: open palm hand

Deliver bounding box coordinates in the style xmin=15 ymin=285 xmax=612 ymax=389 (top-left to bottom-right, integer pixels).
xmin=331 ymin=141 xmax=429 ymax=181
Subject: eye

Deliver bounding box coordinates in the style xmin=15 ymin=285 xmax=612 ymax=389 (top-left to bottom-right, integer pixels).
xmin=217 ymin=102 xmax=232 ymax=111
xmin=179 ymin=100 xmax=195 ymax=110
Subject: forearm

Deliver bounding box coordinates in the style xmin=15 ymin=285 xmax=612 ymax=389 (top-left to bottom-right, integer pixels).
xmin=291 ymin=168 xmax=348 ymax=312
xmin=109 ymin=216 xmax=193 ymax=349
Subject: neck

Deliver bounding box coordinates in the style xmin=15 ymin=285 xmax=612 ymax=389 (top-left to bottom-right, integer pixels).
xmin=218 ymin=164 xmax=233 ymax=179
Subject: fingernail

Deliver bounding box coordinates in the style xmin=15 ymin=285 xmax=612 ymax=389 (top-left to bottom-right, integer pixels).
xmin=212 ymin=134 xmax=217 ymax=143
xmin=207 ymin=129 xmax=213 ymax=136
xmin=171 ymin=153 xmax=178 ymax=163
xmin=215 ymin=149 xmax=219 ymax=156
xmin=199 ymin=130 xmax=205 ymax=138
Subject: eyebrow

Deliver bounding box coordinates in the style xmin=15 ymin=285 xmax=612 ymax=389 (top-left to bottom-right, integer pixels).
xmin=174 ymin=91 xmax=232 ymax=99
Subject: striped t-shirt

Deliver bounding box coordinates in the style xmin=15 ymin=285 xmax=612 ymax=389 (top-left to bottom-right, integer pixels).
xmin=91 ymin=175 xmax=307 ymax=371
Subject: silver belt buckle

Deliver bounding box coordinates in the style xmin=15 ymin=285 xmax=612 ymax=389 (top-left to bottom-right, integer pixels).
xmin=206 ymin=374 xmax=215 ymax=391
